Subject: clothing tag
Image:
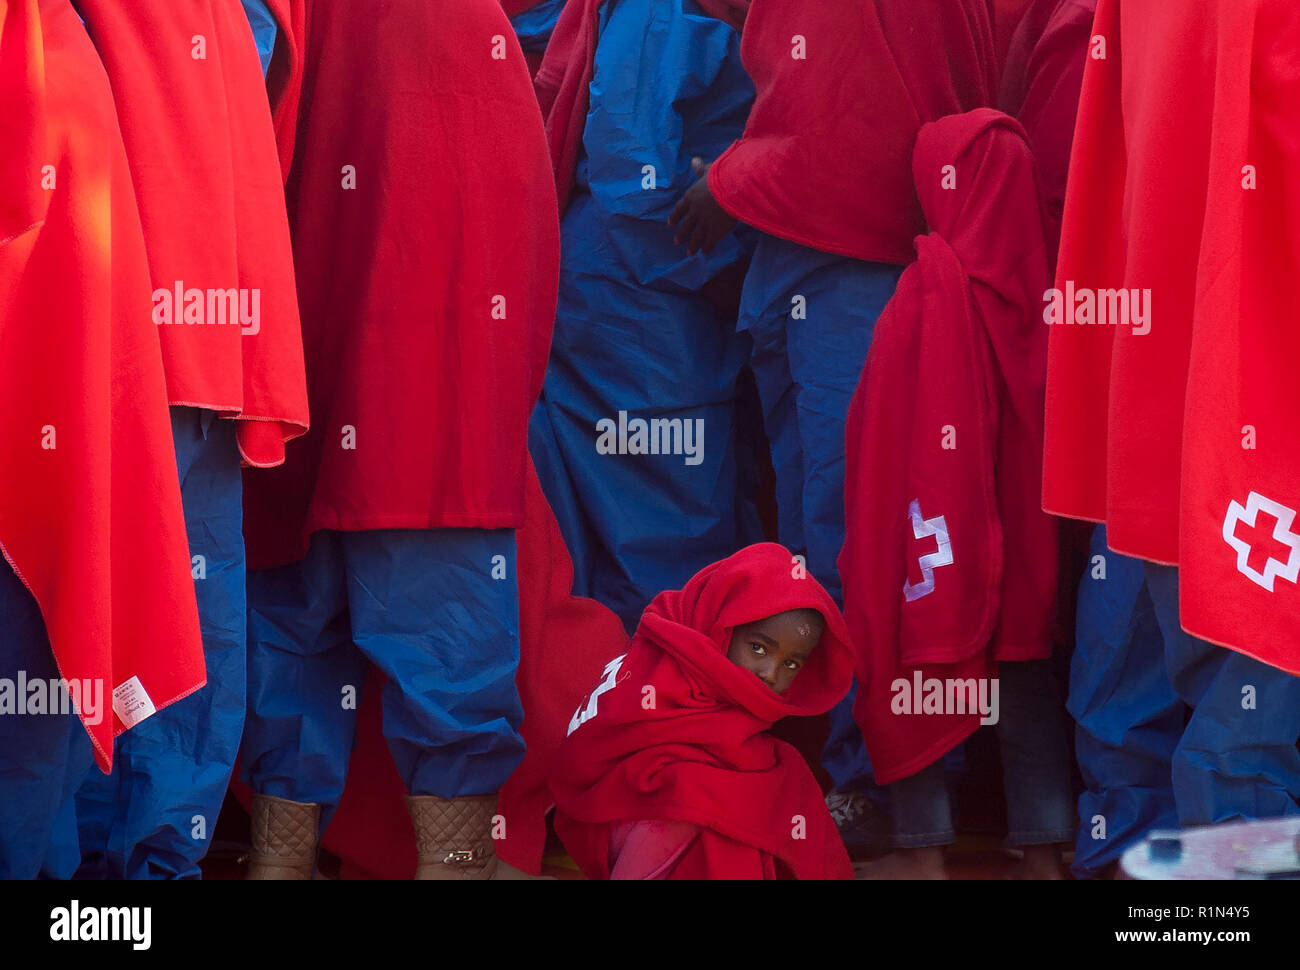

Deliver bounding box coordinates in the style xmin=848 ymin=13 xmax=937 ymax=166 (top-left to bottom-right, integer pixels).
xmin=112 ymin=676 xmax=157 ymax=729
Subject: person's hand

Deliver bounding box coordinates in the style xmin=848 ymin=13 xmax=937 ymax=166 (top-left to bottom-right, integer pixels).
xmin=668 ymin=157 xmax=737 ymax=256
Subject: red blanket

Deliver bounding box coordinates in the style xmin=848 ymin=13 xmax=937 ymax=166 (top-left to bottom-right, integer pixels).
xmin=76 ymin=0 xmax=309 ymax=469
xmin=1042 ymin=0 xmax=1300 ymax=670
xmin=992 ymin=0 xmax=1034 ymax=79
xmin=998 ymin=0 xmax=1098 ymax=650
xmin=550 ymin=543 xmax=854 ymax=880
xmin=535 ymin=0 xmax=749 ymax=211
xmin=0 ymin=0 xmax=205 ymax=772
xmin=501 ymin=0 xmax=549 ymax=14
xmin=241 ymin=0 xmax=559 ymax=570
xmin=999 ymin=0 xmax=1097 ymax=264
xmin=263 ymin=0 xmax=306 ymax=180
xmin=840 ymin=109 xmax=1056 ymax=784
xmin=0 ymin=0 xmax=43 ymax=246
xmin=494 ymin=463 xmax=632 ymax=873
xmin=706 ymin=0 xmax=997 ymax=265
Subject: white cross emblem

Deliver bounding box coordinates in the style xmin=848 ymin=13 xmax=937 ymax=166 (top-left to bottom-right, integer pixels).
xmin=903 ymin=499 xmax=954 ymax=602
xmin=1221 ymin=491 xmax=1300 ymax=592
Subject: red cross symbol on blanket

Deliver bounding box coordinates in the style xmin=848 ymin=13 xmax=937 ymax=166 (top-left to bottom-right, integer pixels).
xmin=903 ymin=499 xmax=953 ymax=602
xmin=1222 ymin=492 xmax=1300 ymax=592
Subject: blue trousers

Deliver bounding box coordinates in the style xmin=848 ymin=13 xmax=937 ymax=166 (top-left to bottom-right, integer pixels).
xmin=0 ymin=560 xmax=96 ymax=879
xmin=1145 ymin=562 xmax=1300 ymax=824
xmin=240 ymin=528 xmax=525 ymax=829
xmin=75 ymin=407 xmax=246 ymax=879
xmin=822 ymin=682 xmax=874 ymax=793
xmin=889 ymin=659 xmax=1076 ymax=848
xmin=1068 ymin=525 xmax=1300 ymax=877
xmin=740 ymin=234 xmax=903 ymax=605
xmin=738 ymin=233 xmax=903 ymax=790
xmin=1068 ymin=527 xmax=1179 ymax=876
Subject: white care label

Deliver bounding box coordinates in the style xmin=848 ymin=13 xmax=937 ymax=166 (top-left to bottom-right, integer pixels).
xmin=112 ymin=676 xmax=157 ymax=729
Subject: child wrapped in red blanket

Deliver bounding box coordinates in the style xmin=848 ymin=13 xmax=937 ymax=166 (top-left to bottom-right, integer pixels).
xmin=549 ymin=543 xmax=854 ymax=880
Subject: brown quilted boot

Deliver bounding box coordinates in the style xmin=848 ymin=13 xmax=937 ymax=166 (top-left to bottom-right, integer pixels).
xmin=405 ymin=793 xmax=505 ymax=880
xmin=246 ymin=794 xmax=320 ymax=880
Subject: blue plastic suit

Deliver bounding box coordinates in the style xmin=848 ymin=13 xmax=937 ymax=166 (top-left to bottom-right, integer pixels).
xmin=0 ymin=562 xmax=95 ymax=879
xmin=1069 ymin=525 xmax=1300 ymax=878
xmin=529 ymin=0 xmax=760 ymax=631
xmin=74 ymin=408 xmax=248 ymax=879
xmin=509 ymin=0 xmax=568 ymax=57
xmin=239 ymin=0 xmax=278 ymax=75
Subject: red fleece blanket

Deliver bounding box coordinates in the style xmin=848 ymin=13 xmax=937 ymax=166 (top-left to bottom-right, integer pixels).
xmin=0 ymin=0 xmax=205 ymax=772
xmin=76 ymin=0 xmax=309 ymax=469
xmin=241 ymin=0 xmax=559 ymax=570
xmin=999 ymin=0 xmax=1097 ymax=264
xmin=992 ymin=0 xmax=1034 ymax=79
xmin=550 ymin=543 xmax=854 ymax=880
xmin=1042 ymin=0 xmax=1300 ymax=670
xmin=706 ymin=0 xmax=997 ymax=265
xmin=493 ymin=463 xmax=632 ymax=873
xmin=0 ymin=1 xmax=43 ymax=246
xmin=998 ymin=0 xmax=1098 ymax=651
xmin=535 ymin=0 xmax=749 ymax=211
xmin=263 ymin=0 xmax=306 ymax=180
xmin=501 ymin=0 xmax=549 ymax=14
xmin=840 ymin=110 xmax=1055 ymax=784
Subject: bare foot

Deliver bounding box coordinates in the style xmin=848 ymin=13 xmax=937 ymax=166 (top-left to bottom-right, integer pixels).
xmin=1005 ymin=844 xmax=1065 ymax=880
xmin=854 ymin=847 xmax=947 ymax=880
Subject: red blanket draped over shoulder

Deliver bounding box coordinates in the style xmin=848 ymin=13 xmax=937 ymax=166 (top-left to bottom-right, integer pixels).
xmin=241 ymin=0 xmax=560 ymax=570
xmin=536 ymin=0 xmax=750 ymax=211
xmin=75 ymin=0 xmax=308 ymax=469
xmin=0 ymin=0 xmax=205 ymax=772
xmin=840 ymin=110 xmax=1056 ymax=784
xmin=227 ymin=0 xmax=573 ymax=876
xmin=550 ymin=543 xmax=854 ymax=880
xmin=1042 ymin=0 xmax=1300 ymax=670
xmin=705 ymin=0 xmax=998 ymax=265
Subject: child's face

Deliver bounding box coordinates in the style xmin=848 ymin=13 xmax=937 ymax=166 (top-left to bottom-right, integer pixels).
xmin=726 ymin=609 xmax=823 ymax=695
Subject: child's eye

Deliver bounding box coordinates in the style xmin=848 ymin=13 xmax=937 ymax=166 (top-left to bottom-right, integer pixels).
xmin=750 ymin=643 xmax=766 ymax=656
xmin=784 ymin=660 xmax=800 ymax=670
